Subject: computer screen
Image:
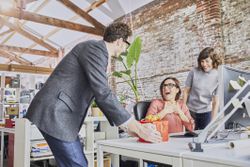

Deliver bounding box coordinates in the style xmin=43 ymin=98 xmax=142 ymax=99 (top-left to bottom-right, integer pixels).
xmin=220 ymin=65 xmax=250 ymax=129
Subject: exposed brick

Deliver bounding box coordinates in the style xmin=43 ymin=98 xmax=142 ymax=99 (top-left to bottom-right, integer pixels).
xmin=112 ymin=0 xmax=250 ymax=101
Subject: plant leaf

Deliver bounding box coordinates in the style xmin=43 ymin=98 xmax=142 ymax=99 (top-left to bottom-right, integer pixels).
xmin=134 ymin=37 xmax=142 ymax=63
xmin=114 ymin=55 xmax=123 ymax=62
xmin=112 ymin=71 xmax=123 ymax=78
xmin=127 ymin=37 xmax=142 ymax=67
xmin=121 ymin=70 xmax=131 ymax=76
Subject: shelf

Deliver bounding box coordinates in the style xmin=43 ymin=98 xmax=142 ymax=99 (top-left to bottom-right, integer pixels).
xmin=85 ymin=150 xmax=95 ymax=154
xmin=85 ymin=116 xmax=107 ymax=122
xmin=3 ymin=103 xmax=19 ymax=105
xmin=30 ymin=155 xmax=54 ymax=161
xmin=0 ymin=127 xmax=15 ymax=133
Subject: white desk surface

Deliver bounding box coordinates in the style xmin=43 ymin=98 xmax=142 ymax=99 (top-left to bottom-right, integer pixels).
xmin=98 ymin=137 xmax=250 ymax=167
xmin=182 ymin=143 xmax=250 ymax=167
xmin=98 ymin=137 xmax=193 ymax=157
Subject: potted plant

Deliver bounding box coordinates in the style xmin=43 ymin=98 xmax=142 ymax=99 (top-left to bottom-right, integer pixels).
xmin=91 ymin=100 xmax=102 ymax=117
xmin=118 ymin=93 xmax=127 ymax=108
xmin=112 ymin=36 xmax=142 ymax=102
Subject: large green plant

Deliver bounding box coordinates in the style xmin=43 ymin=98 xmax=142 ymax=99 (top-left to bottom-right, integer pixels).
xmin=112 ymin=36 xmax=142 ymax=102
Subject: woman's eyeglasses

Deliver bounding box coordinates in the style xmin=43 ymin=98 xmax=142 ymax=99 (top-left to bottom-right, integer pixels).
xmin=163 ymin=83 xmax=177 ymax=89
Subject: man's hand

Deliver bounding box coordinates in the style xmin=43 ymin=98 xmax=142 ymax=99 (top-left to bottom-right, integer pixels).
xmin=127 ymin=119 xmax=162 ymax=143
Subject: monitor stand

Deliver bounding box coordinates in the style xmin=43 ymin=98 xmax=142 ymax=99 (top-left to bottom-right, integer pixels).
xmin=196 ymin=81 xmax=250 ymax=144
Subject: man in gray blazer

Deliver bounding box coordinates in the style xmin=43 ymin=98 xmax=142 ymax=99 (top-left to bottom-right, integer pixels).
xmin=25 ymin=22 xmax=161 ymax=167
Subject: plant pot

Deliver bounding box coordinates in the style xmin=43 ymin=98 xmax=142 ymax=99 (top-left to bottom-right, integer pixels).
xmin=91 ymin=107 xmax=103 ymax=117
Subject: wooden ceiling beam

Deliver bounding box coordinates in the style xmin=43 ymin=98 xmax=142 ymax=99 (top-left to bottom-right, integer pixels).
xmin=1 ymin=0 xmax=49 ymax=45
xmin=0 ymin=49 xmax=32 ymax=65
xmin=0 ymin=29 xmax=13 ymax=37
xmin=15 ymin=1 xmax=107 ymax=66
xmin=0 ymin=64 xmax=53 ymax=74
xmin=0 ymin=44 xmax=58 ymax=57
xmin=1 ymin=31 xmax=16 ymax=44
xmin=0 ymin=16 xmax=57 ymax=52
xmin=85 ymin=0 xmax=107 ymax=13
xmin=17 ymin=0 xmax=37 ymax=8
xmin=37 ymin=0 xmax=107 ymax=44
xmin=59 ymin=0 xmax=105 ymax=30
xmin=16 ymin=0 xmax=107 ymax=63
xmin=0 ymin=8 xmax=104 ymax=36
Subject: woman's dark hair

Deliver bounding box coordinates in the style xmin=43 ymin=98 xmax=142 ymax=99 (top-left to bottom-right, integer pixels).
xmin=160 ymin=77 xmax=181 ymax=101
xmin=103 ymin=22 xmax=132 ymax=42
xmin=197 ymin=47 xmax=222 ymax=71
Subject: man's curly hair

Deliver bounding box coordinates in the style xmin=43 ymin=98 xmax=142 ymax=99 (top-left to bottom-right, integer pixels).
xmin=103 ymin=22 xmax=132 ymax=42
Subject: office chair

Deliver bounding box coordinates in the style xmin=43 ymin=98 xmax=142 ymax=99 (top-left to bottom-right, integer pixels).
xmin=134 ymin=101 xmax=171 ymax=167
xmin=133 ymin=101 xmax=151 ymax=121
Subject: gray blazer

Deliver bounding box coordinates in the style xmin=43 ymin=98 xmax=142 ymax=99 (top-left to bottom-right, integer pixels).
xmin=25 ymin=40 xmax=131 ymax=141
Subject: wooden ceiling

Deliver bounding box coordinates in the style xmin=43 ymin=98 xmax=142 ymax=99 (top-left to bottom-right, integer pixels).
xmin=0 ymin=0 xmax=107 ymax=73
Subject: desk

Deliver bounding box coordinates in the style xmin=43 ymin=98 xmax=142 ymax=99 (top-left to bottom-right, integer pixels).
xmin=182 ymin=143 xmax=250 ymax=167
xmin=97 ymin=137 xmax=250 ymax=167
xmin=0 ymin=127 xmax=15 ymax=167
xmin=97 ymin=137 xmax=193 ymax=167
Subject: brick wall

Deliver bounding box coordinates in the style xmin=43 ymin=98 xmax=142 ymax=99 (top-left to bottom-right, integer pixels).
xmin=221 ymin=0 xmax=250 ymax=67
xmin=112 ymin=0 xmax=250 ymax=101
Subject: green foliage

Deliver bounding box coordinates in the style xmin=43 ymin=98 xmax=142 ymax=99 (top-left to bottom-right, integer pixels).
xmin=91 ymin=100 xmax=98 ymax=108
xmin=119 ymin=94 xmax=126 ymax=104
xmin=112 ymin=37 xmax=142 ymax=102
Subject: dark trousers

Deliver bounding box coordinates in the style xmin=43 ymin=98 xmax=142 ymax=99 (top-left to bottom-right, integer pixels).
xmin=40 ymin=130 xmax=88 ymax=167
xmin=190 ymin=111 xmax=211 ymax=130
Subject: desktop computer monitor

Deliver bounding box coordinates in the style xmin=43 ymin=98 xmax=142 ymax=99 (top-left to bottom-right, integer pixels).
xmin=220 ymin=65 xmax=250 ymax=129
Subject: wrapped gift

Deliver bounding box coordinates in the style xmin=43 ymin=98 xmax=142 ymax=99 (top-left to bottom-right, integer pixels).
xmin=138 ymin=115 xmax=168 ymax=142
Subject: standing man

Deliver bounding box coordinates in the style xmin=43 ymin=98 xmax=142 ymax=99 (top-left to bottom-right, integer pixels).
xmin=25 ymin=22 xmax=162 ymax=167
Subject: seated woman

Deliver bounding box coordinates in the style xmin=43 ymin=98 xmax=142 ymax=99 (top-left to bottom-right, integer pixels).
xmin=146 ymin=77 xmax=194 ymax=133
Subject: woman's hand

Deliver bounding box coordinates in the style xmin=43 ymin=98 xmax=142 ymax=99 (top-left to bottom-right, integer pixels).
xmin=163 ymin=103 xmax=176 ymax=114
xmin=172 ymin=104 xmax=190 ymax=122
xmin=190 ymin=119 xmax=195 ymax=130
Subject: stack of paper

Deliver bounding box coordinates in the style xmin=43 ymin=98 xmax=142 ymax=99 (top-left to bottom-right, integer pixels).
xmin=228 ymin=76 xmax=248 ymax=91
xmin=229 ymin=80 xmax=242 ymax=91
xmin=238 ymin=76 xmax=247 ymax=86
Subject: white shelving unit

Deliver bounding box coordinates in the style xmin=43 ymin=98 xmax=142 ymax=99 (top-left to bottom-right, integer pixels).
xmin=0 ymin=71 xmax=118 ymax=167
xmin=80 ymin=116 xmax=118 ymax=167
xmin=0 ymin=71 xmax=48 ymax=167
xmin=0 ymin=71 xmax=48 ymax=124
xmin=14 ymin=116 xmax=118 ymax=167
xmin=14 ymin=119 xmax=53 ymax=167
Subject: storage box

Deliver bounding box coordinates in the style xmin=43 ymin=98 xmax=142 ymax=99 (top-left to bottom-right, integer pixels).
xmin=94 ymin=157 xmax=111 ymax=167
xmin=6 ymin=107 xmax=19 ymax=115
xmin=91 ymin=107 xmax=103 ymax=117
xmin=5 ymin=119 xmax=15 ymax=128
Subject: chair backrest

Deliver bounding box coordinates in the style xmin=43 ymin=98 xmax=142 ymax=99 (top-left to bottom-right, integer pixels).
xmin=133 ymin=101 xmax=151 ymax=121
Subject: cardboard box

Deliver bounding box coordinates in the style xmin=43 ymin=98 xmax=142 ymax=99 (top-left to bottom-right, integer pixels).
xmin=94 ymin=157 xmax=111 ymax=167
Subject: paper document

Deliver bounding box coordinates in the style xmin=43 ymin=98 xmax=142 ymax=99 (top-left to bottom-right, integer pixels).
xmin=231 ymin=98 xmax=243 ymax=108
xmin=238 ymin=76 xmax=247 ymax=86
xmin=229 ymin=80 xmax=242 ymax=91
